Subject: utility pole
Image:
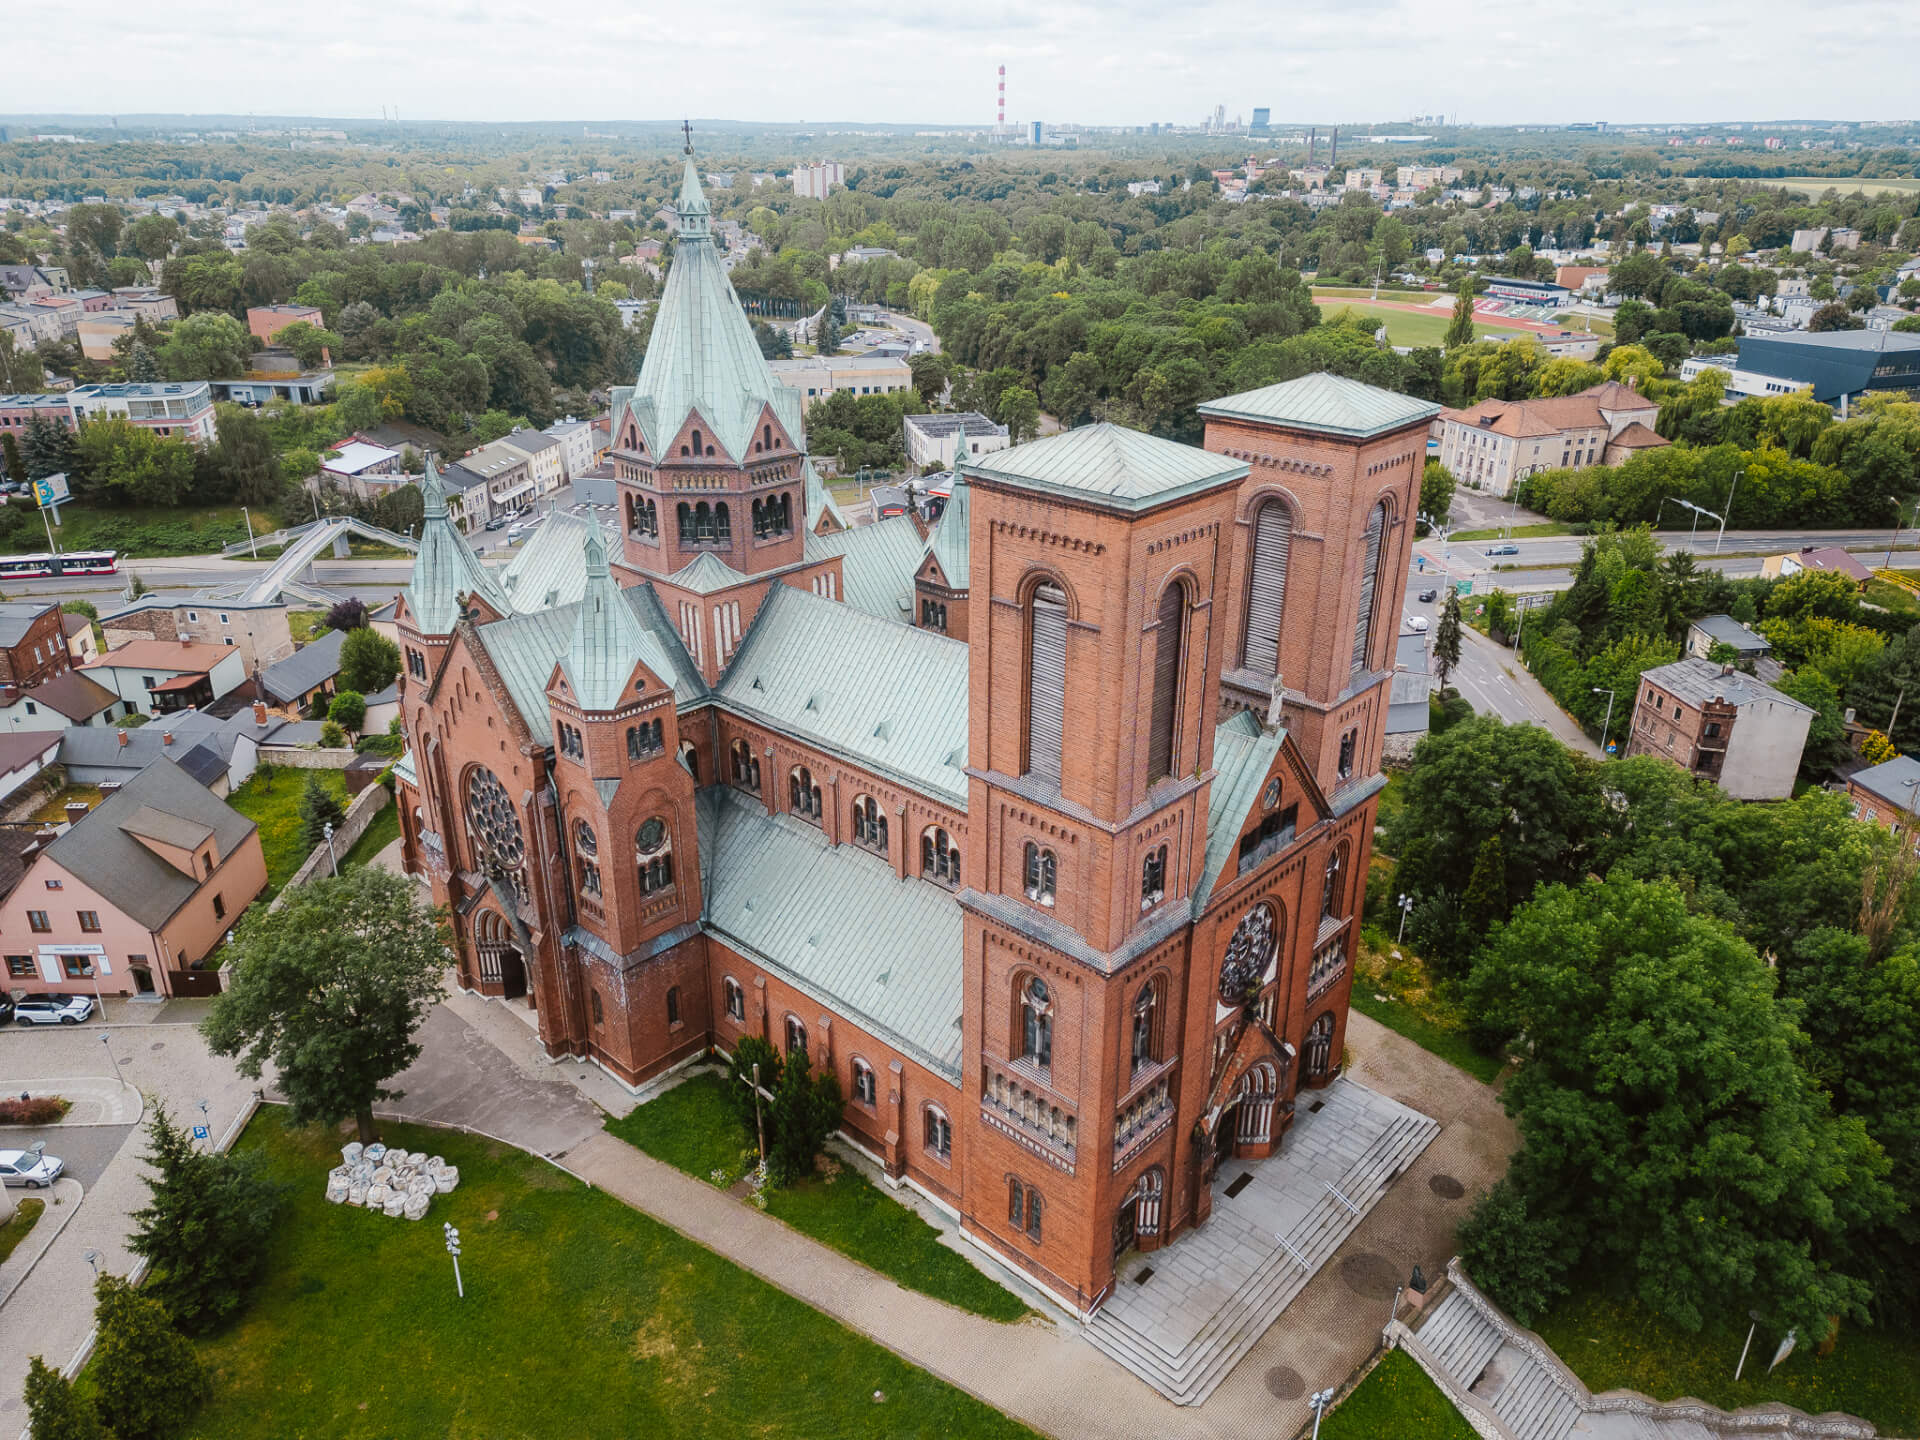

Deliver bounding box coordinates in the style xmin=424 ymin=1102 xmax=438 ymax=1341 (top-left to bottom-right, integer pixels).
xmin=1592 ymin=686 xmax=1617 ymax=756
xmin=1715 ymin=468 xmax=1743 ymax=555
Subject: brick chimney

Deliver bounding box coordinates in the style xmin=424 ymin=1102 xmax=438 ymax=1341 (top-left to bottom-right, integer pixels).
xmin=64 ymin=801 xmax=89 ymax=826
xmin=117 ymin=729 xmax=129 ymax=748
xmin=252 ymin=700 xmax=268 ymax=725
xmin=163 ymin=730 xmax=174 ymax=746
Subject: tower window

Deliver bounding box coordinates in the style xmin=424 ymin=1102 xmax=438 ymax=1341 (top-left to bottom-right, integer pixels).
xmin=573 ymin=819 xmax=601 ymax=900
xmin=730 ymin=739 xmax=762 ymax=792
xmin=852 ymin=794 xmax=888 ymax=854
xmin=921 ymin=826 xmax=961 ymax=887
xmin=637 ymin=817 xmax=674 ymax=896
xmin=628 ymin=719 xmax=664 ymax=760
xmin=1022 ymin=842 xmax=1056 ymax=906
xmin=1147 ymin=582 xmax=1185 ymax=783
xmin=1141 ymin=845 xmax=1167 ymax=909
xmin=1322 ymin=843 xmax=1348 ymax=920
xmin=666 ymin=985 xmax=680 ymax=1027
xmin=1132 ymin=982 xmax=1158 ymax=1075
xmin=789 ymin=766 xmax=822 ymax=822
xmin=1351 ymin=501 xmax=1388 ymax=678
xmin=1019 ymin=976 xmax=1053 ymax=1070
xmin=1026 ymin=582 xmax=1068 ymax=786
xmin=1337 ymin=729 xmax=1357 ymax=780
xmin=1244 ymin=499 xmax=1293 ymax=676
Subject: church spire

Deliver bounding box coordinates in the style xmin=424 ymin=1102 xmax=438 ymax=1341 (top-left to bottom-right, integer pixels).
xmin=563 ymin=523 xmax=651 ymax=711
xmin=404 ymin=450 xmax=508 ymax=634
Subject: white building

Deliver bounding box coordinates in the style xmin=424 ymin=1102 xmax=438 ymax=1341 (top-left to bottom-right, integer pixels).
xmin=791 ymin=162 xmax=844 ymax=200
xmin=542 ymin=418 xmax=604 ymax=481
xmin=902 ymin=411 xmax=1011 ymax=470
xmin=67 ymin=382 xmax=217 ymax=445
xmin=768 ymin=355 xmax=912 ymax=403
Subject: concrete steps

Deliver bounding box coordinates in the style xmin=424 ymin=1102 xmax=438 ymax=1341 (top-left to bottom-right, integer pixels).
xmin=1481 ymin=1344 xmax=1583 ymax=1440
xmin=1415 ymin=1289 xmax=1504 ymax=1391
xmin=1082 ymin=1107 xmax=1439 ymax=1405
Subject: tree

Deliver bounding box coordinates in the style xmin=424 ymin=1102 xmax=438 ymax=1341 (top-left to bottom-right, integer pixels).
xmin=0 ymin=432 xmax=24 ymax=487
xmin=325 ymin=597 xmax=368 ymax=632
xmin=1808 ymin=302 xmax=1865 ymax=333
xmin=339 ymin=626 xmax=401 ymax=693
xmin=156 ymin=311 xmax=252 ymax=381
xmin=271 ymin=321 xmax=342 ymax=370
xmin=21 ymin=412 xmax=76 ymax=481
xmin=765 ymin=1045 xmax=845 ymax=1186
xmin=319 ymin=719 xmax=347 ymax=748
xmin=726 ymin=1035 xmax=783 ymax=1141
xmin=1860 ymin=728 xmax=1897 ymax=765
xmin=90 ymin=1273 xmax=209 ymax=1440
xmin=297 ymin=773 xmax=346 ymax=849
xmin=815 ymin=311 xmax=840 ymax=355
xmin=1420 ymin=459 xmax=1455 ymax=532
xmin=126 ymin=1104 xmax=282 ymax=1334
xmin=328 ymin=690 xmax=367 ymax=735
xmin=1463 ymin=874 xmax=1895 ymax=1338
xmin=72 ymin=420 xmax=196 ymax=506
xmin=23 ymin=1356 xmax=106 ymax=1440
xmin=907 ymin=351 xmax=951 ymax=407
xmin=1443 ymin=273 xmax=1477 ymax=350
xmin=1433 ymin=589 xmax=1463 ymax=692
xmin=998 ymin=385 xmax=1040 ymax=445
xmin=206 ymin=405 xmax=284 ymax=507
xmin=127 ymin=338 xmax=161 ymax=382
xmin=201 ymin=867 xmax=449 ymax=1144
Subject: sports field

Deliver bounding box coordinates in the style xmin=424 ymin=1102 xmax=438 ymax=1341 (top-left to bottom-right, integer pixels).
xmin=1772 ymin=176 xmax=1920 ymax=199
xmin=1313 ymin=298 xmax=1545 ymax=348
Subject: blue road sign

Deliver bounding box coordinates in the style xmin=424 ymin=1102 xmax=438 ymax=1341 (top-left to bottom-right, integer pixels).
xmin=192 ymin=1125 xmax=210 ymax=1141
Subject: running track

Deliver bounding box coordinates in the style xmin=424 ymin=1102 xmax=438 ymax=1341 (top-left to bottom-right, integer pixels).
xmin=1311 ymin=294 xmax=1575 ymax=335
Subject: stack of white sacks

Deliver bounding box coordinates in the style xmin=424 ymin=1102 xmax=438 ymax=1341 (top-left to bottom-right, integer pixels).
xmin=323 ymin=1141 xmax=460 ymax=1220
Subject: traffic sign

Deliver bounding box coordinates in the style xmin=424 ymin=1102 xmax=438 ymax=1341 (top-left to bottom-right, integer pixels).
xmin=192 ymin=1125 xmax=210 ymax=1141
xmin=1454 ymin=578 xmax=1474 ymax=595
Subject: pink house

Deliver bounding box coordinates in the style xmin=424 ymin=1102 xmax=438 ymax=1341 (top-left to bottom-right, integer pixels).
xmin=0 ymin=756 xmax=266 ymax=999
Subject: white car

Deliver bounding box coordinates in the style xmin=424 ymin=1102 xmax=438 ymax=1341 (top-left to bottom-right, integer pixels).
xmin=0 ymin=1147 xmax=63 ymax=1188
xmin=12 ymin=993 xmax=94 ymax=1025
xmin=1405 ymin=615 xmax=1430 ymax=634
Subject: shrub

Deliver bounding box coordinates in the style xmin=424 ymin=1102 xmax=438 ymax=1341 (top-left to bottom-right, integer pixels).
xmin=319 ymin=720 xmax=347 ymax=748
xmin=1458 ymin=1178 xmax=1578 ymax=1326
xmin=22 ymin=1356 xmax=104 ymax=1440
xmin=297 ymin=774 xmax=345 ymax=848
xmin=0 ymin=1096 xmax=68 ymax=1124
xmin=89 ymin=1273 xmax=210 ymax=1440
xmin=766 ymin=1049 xmax=844 ymax=1187
xmin=324 ymin=597 xmax=367 ymax=632
xmin=327 ymin=690 xmax=366 ymax=735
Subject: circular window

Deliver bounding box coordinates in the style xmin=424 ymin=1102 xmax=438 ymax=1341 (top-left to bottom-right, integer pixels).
xmin=464 ymin=768 xmax=525 ymax=875
xmin=637 ymin=817 xmax=668 ymax=854
xmin=1261 ymin=777 xmax=1282 ymax=811
xmin=1219 ymin=904 xmax=1277 ymax=1004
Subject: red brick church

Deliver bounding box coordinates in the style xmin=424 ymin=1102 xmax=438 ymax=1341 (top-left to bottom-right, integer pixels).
xmin=394 ymin=155 xmax=1438 ymax=1315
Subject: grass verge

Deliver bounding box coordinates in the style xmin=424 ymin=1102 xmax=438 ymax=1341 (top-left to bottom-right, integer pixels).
xmin=1350 ymin=924 xmax=1504 ymax=1085
xmin=1533 ymin=1283 xmax=1919 ymax=1436
xmin=608 ymin=1073 xmax=1031 ymax=1322
xmin=187 ymin=1118 xmax=1038 ymax=1440
xmin=1450 ymin=522 xmax=1576 ymax=542
xmin=1319 ymin=1348 xmax=1478 ymax=1440
xmin=339 ymin=796 xmax=401 ymax=871
xmin=226 ymin=766 xmax=348 ymax=899
xmin=42 ymin=504 xmax=266 ymax=558
xmin=0 ymin=1198 xmax=46 ymax=1266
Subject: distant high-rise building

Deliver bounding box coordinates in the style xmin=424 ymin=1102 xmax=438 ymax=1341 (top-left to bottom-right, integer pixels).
xmin=1251 ymin=108 xmax=1271 ymax=132
xmin=791 ymin=161 xmax=844 ymax=200
xmin=1027 ymin=120 xmax=1044 ymax=146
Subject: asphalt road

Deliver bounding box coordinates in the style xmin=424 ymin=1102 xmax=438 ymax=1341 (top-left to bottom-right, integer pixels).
xmin=2 ymin=1122 xmax=136 ymax=1188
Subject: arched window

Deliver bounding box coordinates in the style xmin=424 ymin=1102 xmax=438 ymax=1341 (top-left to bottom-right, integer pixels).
xmin=852 ymin=1057 xmax=876 ymax=1106
xmin=1009 ymin=1177 xmax=1024 ymax=1230
xmin=1141 ymin=845 xmax=1168 ymax=910
xmin=730 ymin=739 xmax=761 ymax=792
xmin=666 ymin=986 xmax=680 ymax=1026
xmin=1351 ymin=501 xmax=1388 ymax=678
xmin=676 ymin=501 xmax=691 ymax=540
xmin=1305 ymin=1012 xmax=1336 ymax=1079
xmin=724 ymin=976 xmax=745 ymax=1022
xmin=678 ymin=740 xmax=699 ymax=781
xmin=852 ymin=795 xmax=887 ymax=854
xmin=573 ymin=819 xmax=601 ymax=901
xmin=764 ymin=423 xmax=775 ymax=450
xmin=463 ymin=766 xmax=526 ymax=900
xmin=1243 ymin=499 xmax=1293 ymax=676
xmin=921 ymin=826 xmax=961 ymax=887
xmin=785 ymin=1014 xmax=807 ymax=1056
xmin=1322 ymin=843 xmax=1348 ymax=920
xmin=1025 ymin=1188 xmax=1043 ymax=1243
xmin=1022 ymin=842 xmax=1056 ymax=906
xmin=752 ymin=498 xmax=768 ymax=537
xmin=590 ymin=989 xmax=603 ymax=1026
xmin=1147 ymin=581 xmax=1185 ymax=783
xmin=714 ymin=501 xmax=731 ymax=543
xmin=789 ymin=765 xmax=822 ymax=821
xmin=1337 ymin=728 xmax=1357 ymax=780
xmin=636 ymin=816 xmax=674 ymax=895
xmin=1131 ymin=981 xmax=1158 ymax=1075
xmin=1019 ymin=975 xmax=1053 ymax=1070
xmin=1025 ymin=581 xmax=1068 ymax=785
xmin=556 ymin=722 xmax=584 ymax=760
xmin=628 ymin=719 xmax=664 ymax=760
xmin=691 ymin=428 xmax=703 ymax=454
xmin=924 ymin=1105 xmax=951 ymax=1160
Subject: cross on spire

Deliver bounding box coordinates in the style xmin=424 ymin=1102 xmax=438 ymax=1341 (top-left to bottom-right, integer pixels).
xmin=681 ymin=119 xmax=693 ymax=155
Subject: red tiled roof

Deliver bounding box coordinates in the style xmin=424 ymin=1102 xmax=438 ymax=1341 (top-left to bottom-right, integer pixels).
xmin=1607 ymin=421 xmax=1668 ymax=449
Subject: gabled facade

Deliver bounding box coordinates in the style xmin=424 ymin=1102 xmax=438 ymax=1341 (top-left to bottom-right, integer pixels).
xmin=395 ymin=147 xmax=1429 ymax=1321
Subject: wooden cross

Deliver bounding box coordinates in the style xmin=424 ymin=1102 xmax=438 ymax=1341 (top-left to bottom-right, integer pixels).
xmin=681 ymin=119 xmax=693 ymax=154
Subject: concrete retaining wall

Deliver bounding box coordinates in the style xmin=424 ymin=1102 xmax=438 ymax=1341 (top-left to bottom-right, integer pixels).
xmin=260 ymin=745 xmax=355 ymax=770
xmin=268 ymin=783 xmax=391 ymax=911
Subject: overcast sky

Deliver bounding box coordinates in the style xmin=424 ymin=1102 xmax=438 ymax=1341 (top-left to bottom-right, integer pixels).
xmin=10 ymin=0 xmax=1911 ymax=128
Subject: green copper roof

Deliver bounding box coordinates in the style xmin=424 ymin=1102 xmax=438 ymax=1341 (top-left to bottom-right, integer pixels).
xmin=499 ymin=510 xmax=617 ymax=613
xmin=962 ymin=422 xmax=1247 ymax=513
xmin=623 ymin=161 xmax=803 ymax=463
xmin=563 ymin=528 xmax=670 ymax=711
xmin=1192 ymin=710 xmax=1287 ymax=915
xmin=698 ymin=785 xmax=963 ymax=1078
xmin=665 ymin=551 xmax=750 ymax=596
xmin=923 ymin=476 xmax=971 ymax=589
xmin=803 ymin=514 xmax=924 ymax=621
xmin=406 ymin=453 xmax=510 ymax=634
xmin=804 ymin=456 xmax=847 ymax=532
xmin=716 ymin=583 xmax=968 ymax=804
xmin=1198 ymin=372 xmax=1441 ymax=438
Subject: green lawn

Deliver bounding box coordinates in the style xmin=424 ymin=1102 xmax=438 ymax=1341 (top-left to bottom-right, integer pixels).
xmin=608 ymin=1072 xmax=1031 ymax=1322
xmin=339 ymin=794 xmax=401 ymax=871
xmin=1533 ymin=1284 xmax=1919 ymax=1436
xmin=1864 ymin=577 xmax=1920 ymax=616
xmin=1351 ymin=924 xmax=1505 ymax=1085
xmin=40 ymin=504 xmax=267 ymax=558
xmin=1319 ymin=1348 xmax=1478 ymax=1440
xmin=285 ymin=609 xmax=330 ymax=643
xmin=1313 ymin=299 xmax=1544 ymax=349
xmin=227 ymin=767 xmax=348 ymax=899
xmin=26 ymin=783 xmax=105 ymax=824
xmin=186 ymin=1118 xmax=1038 ymax=1440
xmin=1774 ymin=176 xmax=1920 ymax=199
xmin=0 ymin=1198 xmax=45 ymax=1266
xmin=1450 ymin=522 xmax=1575 ymax=542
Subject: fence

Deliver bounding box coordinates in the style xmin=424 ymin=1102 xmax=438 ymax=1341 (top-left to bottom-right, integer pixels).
xmin=268 ymin=783 xmax=391 ymax=912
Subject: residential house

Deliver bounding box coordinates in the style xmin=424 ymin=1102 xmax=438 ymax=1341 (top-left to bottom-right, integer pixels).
xmin=543 ymin=417 xmax=605 ymax=481
xmin=246 ymin=304 xmax=326 ymax=348
xmin=99 ymin=595 xmax=297 ymax=672
xmin=0 ymin=671 xmax=119 ymax=732
xmin=259 ymin=628 xmax=347 ymax=714
xmin=320 ymin=440 xmax=406 ymax=499
xmin=1434 ymin=380 xmax=1665 ymax=496
xmin=81 ymin=638 xmax=248 ymax=718
xmin=447 ymin=439 xmax=535 ymax=518
xmin=1684 ymin=613 xmax=1771 ymax=663
xmin=1624 ymin=657 xmax=1814 ymax=800
xmin=58 ymin=702 xmax=304 ymax=795
xmin=494 ymin=428 xmax=566 ymax=496
xmin=0 ymin=600 xmax=75 ymax=688
xmin=0 ymin=730 xmax=62 ymax=804
xmin=1759 ymin=546 xmax=1873 ymax=588
xmin=0 ymin=756 xmax=267 ymax=998
xmin=1847 ymin=754 xmax=1920 ymax=841
xmin=61 ymin=611 xmax=99 ymax=667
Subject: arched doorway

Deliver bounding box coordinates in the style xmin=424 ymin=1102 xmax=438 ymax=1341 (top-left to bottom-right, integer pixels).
xmin=473 ymin=909 xmax=527 ymax=1002
xmin=1114 ymin=1167 xmax=1166 ymax=1258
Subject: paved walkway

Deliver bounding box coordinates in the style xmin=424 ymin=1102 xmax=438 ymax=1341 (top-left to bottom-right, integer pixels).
xmin=0 ymin=1076 xmax=144 ymax=1127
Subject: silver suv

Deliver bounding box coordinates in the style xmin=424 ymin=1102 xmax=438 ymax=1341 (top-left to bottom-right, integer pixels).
xmin=12 ymin=993 xmax=94 ymax=1025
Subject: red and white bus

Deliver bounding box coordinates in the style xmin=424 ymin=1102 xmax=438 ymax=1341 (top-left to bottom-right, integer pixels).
xmin=0 ymin=551 xmax=122 ymax=581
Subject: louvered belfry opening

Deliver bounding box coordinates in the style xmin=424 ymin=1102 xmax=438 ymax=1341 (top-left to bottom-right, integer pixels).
xmin=1243 ymin=500 xmax=1292 ymax=675
xmin=1027 ymin=582 xmax=1068 ymax=785
xmin=1147 ymin=582 xmax=1185 ymax=782
xmin=1350 ymin=501 xmax=1386 ymax=678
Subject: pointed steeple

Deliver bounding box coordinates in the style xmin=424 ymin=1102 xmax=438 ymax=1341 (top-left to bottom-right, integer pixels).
xmin=563 ymin=524 xmax=654 ymax=711
xmin=676 ymin=157 xmax=711 ymax=240
xmin=404 ymin=451 xmax=509 ymax=634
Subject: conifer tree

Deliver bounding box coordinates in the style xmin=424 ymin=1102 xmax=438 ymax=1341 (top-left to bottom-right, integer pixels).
xmin=766 ymin=1048 xmax=844 ymax=1185
xmin=1434 ymin=589 xmax=1463 ymax=693
xmin=22 ymin=1357 xmax=105 ymax=1440
xmin=1444 ymin=273 xmax=1477 ymax=350
xmin=298 ymin=773 xmax=346 ymax=849
xmin=128 ymin=339 xmax=161 ymax=382
xmin=90 ymin=1274 xmax=209 ymax=1440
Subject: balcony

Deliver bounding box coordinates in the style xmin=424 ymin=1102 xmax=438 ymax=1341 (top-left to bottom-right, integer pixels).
xmin=1307 ymin=935 xmax=1348 ymax=999
xmin=981 ymin=1061 xmax=1077 ymax=1174
xmin=1112 ymin=1074 xmax=1173 ymax=1171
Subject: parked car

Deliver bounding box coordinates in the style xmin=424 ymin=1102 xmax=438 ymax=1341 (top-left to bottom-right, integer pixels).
xmin=1405 ymin=615 xmax=1430 ymax=634
xmin=483 ymin=516 xmax=508 ymax=532
xmin=1417 ymin=588 xmax=1438 ymax=603
xmin=12 ymin=993 xmax=94 ymax=1025
xmin=0 ymin=1147 xmax=64 ymax=1188
xmin=1487 ymin=543 xmax=1519 ymax=556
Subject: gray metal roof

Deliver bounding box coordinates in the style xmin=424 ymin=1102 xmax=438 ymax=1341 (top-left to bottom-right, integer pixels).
xmin=803 ymin=515 xmax=925 ymax=621
xmin=261 ymin=627 xmax=346 ymax=702
xmin=0 ymin=600 xmax=53 ymax=649
xmin=1689 ymin=614 xmax=1771 ymax=653
xmin=44 ymin=756 xmax=257 ymax=930
xmin=698 ymin=785 xmax=963 ymax=1078
xmin=622 ymin=160 xmax=804 ymax=463
xmin=1640 ymin=657 xmax=1814 ymax=714
xmin=715 ymin=583 xmax=969 ymax=805
xmin=1851 ymin=754 xmax=1920 ymax=811
xmin=562 ymin=530 xmax=671 ymax=711
xmin=1199 ymin=372 xmax=1441 ymax=437
xmin=962 ymin=423 xmax=1247 ymax=513
xmin=499 ymin=510 xmax=618 ymax=613
xmin=407 ymin=455 xmax=511 ymax=634
xmin=923 ymin=477 xmax=971 ymax=589
xmin=1192 ymin=710 xmax=1286 ymax=914
xmin=58 ymin=707 xmax=297 ymax=777
xmin=475 ymin=581 xmax=706 ymax=736
xmin=903 ymin=412 xmax=1007 ymax=441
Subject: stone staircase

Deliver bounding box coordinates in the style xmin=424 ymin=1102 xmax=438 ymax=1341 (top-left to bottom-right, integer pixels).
xmin=1082 ymin=1105 xmax=1438 ymax=1406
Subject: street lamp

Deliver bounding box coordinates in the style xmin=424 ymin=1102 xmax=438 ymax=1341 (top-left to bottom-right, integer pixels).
xmin=1395 ymin=893 xmax=1415 ymax=945
xmin=444 ymin=1221 xmax=465 ymax=1299
xmin=1884 ymin=495 xmax=1920 ymax=571
xmin=1307 ymin=1386 xmax=1338 ymax=1440
xmin=323 ymin=821 xmax=338 ymax=877
xmin=1715 ymin=468 xmax=1744 ymax=555
xmin=100 ymin=1031 xmax=128 ymax=1092
xmin=241 ymin=505 xmax=258 ymax=560
xmin=1592 ymin=686 xmax=1617 ymax=755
